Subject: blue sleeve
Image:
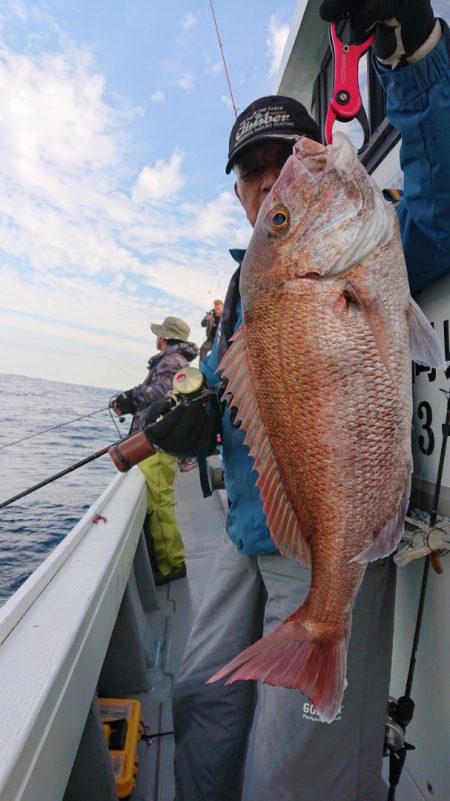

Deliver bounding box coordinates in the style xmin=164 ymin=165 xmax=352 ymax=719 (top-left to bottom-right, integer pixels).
xmin=374 ymin=22 xmax=450 ymax=293
xmin=200 ymin=338 xmax=222 ymax=387
xmin=200 ymin=295 xmax=243 ymax=387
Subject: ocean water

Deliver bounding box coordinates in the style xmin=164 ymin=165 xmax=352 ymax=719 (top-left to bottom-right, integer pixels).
xmin=0 ymin=373 xmax=131 ymax=605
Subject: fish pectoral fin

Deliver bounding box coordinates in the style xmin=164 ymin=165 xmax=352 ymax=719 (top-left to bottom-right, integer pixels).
xmin=408 ymin=298 xmax=445 ymax=367
xmin=218 ymin=325 xmax=310 ymax=565
xmin=342 ymin=280 xmax=411 ymax=421
xmin=208 ymin=611 xmax=349 ymax=724
xmin=342 ymin=280 xmax=393 ymax=377
xmin=351 ymin=474 xmax=411 ymax=564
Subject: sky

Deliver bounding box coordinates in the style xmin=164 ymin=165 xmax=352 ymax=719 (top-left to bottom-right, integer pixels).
xmin=0 ymin=0 xmax=298 ymax=390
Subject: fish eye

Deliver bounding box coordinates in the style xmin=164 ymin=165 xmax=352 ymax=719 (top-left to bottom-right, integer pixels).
xmin=268 ymin=205 xmax=290 ymax=233
xmin=273 ymin=212 xmax=287 ymax=225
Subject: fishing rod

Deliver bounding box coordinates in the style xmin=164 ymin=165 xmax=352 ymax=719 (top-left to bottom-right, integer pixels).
xmin=0 ymin=407 xmax=111 ymax=451
xmin=208 ymin=0 xmax=238 ymax=118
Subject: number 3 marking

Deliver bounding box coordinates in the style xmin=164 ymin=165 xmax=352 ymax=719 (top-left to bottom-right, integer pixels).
xmin=418 ymin=401 xmax=435 ymax=456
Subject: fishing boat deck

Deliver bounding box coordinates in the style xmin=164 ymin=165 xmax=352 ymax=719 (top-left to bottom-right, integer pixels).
xmin=2 ymin=452 xmax=444 ymax=800
xmin=130 ymin=460 xmax=226 ymax=801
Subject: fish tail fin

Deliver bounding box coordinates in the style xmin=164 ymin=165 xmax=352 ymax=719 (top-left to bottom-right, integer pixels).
xmin=207 ymin=613 xmax=348 ymax=723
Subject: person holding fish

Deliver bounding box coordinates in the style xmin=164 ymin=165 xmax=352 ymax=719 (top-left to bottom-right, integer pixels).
xmin=161 ymin=2 xmax=450 ymax=799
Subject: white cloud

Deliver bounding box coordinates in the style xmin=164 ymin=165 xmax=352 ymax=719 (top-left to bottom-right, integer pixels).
xmin=0 ymin=247 xmax=235 ymax=385
xmin=221 ymin=94 xmax=234 ymax=110
xmin=194 ymin=191 xmax=238 ymax=239
xmin=179 ymin=72 xmax=194 ymax=93
xmin=0 ymin=330 xmax=143 ymax=390
xmin=0 ymin=34 xmax=243 ymax=271
xmin=180 ymin=12 xmax=197 ymax=30
xmin=205 ymin=57 xmax=222 ymax=77
xmin=0 ymin=47 xmax=119 ymax=176
xmin=150 ymin=89 xmax=165 ymax=103
xmin=8 ymin=0 xmax=28 ymax=22
xmin=266 ymin=15 xmax=289 ymax=78
xmin=109 ymin=274 xmax=125 ymax=289
xmin=131 ymin=149 xmax=184 ymax=203
xmin=0 ymin=265 xmax=153 ymax=347
xmin=0 ymin=11 xmax=252 ymax=387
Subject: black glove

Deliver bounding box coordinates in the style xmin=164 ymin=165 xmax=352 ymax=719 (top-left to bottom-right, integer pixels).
xmin=320 ymin=0 xmax=436 ymax=66
xmin=144 ymin=393 xmax=221 ymax=458
xmin=143 ymin=396 xmax=176 ymax=424
xmin=111 ymin=391 xmax=137 ymax=415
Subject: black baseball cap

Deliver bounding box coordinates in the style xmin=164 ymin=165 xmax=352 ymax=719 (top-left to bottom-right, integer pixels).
xmin=226 ymin=95 xmax=322 ymax=174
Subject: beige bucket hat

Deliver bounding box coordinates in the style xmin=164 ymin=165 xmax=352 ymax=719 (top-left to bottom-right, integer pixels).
xmin=150 ymin=315 xmax=190 ymax=341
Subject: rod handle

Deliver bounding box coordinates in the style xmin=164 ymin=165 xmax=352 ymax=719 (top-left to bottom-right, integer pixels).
xmin=108 ymin=431 xmax=156 ymax=472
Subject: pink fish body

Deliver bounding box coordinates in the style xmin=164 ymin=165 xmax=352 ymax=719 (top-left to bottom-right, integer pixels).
xmin=209 ymin=134 xmax=443 ymax=722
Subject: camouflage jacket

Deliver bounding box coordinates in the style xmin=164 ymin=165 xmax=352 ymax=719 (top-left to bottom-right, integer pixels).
xmin=129 ymin=340 xmax=198 ymax=432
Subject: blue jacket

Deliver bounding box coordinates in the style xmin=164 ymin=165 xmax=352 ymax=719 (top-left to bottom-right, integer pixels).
xmin=202 ymin=25 xmax=450 ymax=555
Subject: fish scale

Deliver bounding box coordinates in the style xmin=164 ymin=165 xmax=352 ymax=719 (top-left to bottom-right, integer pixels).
xmin=208 ymin=133 xmax=444 ymax=722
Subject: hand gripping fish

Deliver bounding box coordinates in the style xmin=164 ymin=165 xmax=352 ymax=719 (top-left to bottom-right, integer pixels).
xmin=208 ymin=133 xmax=444 ymax=723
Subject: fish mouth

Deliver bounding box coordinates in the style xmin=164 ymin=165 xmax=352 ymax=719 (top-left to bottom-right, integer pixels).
xmin=296 ymin=138 xmax=327 ymax=156
xmin=293 ymin=132 xmax=355 ymax=174
xmin=292 ymin=139 xmax=328 ymax=177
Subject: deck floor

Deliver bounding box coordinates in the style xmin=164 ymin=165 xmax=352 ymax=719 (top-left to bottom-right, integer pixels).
xmin=131 ymin=459 xmax=226 ymax=801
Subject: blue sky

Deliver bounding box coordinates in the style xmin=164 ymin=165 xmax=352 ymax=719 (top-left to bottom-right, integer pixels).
xmin=0 ymin=0 xmax=296 ymax=389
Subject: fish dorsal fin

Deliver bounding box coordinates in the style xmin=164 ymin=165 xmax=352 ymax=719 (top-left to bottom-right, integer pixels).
xmin=219 ymin=325 xmax=310 ymax=565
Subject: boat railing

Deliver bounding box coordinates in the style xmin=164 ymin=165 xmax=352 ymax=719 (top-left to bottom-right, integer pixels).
xmin=0 ymin=467 xmax=157 ymax=801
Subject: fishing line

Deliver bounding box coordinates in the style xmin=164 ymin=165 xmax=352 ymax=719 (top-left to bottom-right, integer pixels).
xmin=108 ymin=405 xmax=125 ymax=437
xmin=207 ymin=0 xmax=238 ymax=118
xmin=0 ymin=407 xmax=111 ymax=451
xmin=107 ymin=356 xmax=140 ymax=384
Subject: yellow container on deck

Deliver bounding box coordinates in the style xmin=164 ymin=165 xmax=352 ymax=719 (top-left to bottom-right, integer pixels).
xmin=98 ymin=697 xmax=142 ymax=799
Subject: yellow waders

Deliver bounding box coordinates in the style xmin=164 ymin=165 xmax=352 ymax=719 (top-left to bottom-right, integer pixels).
xmin=138 ymin=451 xmax=185 ymax=576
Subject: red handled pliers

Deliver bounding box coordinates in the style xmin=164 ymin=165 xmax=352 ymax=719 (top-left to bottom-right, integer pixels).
xmin=325 ymin=22 xmax=375 ymax=152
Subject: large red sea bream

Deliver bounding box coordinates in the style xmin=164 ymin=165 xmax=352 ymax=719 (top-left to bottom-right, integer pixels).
xmin=209 ymin=133 xmax=444 ymax=722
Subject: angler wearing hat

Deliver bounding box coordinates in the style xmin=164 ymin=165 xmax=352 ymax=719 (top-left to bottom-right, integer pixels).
xmin=140 ymin=1 xmax=450 ymax=798
xmin=111 ymin=315 xmax=198 ymax=585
